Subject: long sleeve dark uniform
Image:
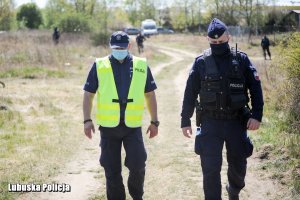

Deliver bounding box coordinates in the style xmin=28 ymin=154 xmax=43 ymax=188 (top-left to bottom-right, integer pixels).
xmin=181 ymin=51 xmax=264 ymax=128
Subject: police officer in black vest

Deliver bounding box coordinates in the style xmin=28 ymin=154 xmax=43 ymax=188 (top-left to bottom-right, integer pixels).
xmin=181 ymin=18 xmax=264 ymax=200
xmin=261 ymin=35 xmax=271 ymax=60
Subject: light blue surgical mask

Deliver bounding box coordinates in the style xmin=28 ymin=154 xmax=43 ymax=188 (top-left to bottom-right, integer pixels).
xmin=112 ymin=49 xmax=128 ymax=60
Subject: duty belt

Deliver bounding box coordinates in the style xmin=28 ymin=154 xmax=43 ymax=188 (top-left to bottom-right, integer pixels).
xmin=203 ymin=110 xmax=241 ymax=120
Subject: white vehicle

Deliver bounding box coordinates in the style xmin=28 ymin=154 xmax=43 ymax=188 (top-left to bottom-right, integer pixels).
xmin=141 ymin=19 xmax=157 ymax=36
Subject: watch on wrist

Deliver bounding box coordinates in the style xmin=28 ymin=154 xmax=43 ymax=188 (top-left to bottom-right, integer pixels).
xmin=83 ymin=119 xmax=92 ymax=124
xmin=150 ymin=120 xmax=160 ymax=127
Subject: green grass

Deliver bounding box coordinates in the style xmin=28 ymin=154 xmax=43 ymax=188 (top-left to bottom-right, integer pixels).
xmin=0 ymin=94 xmax=81 ymax=199
xmin=0 ymin=109 xmax=23 ymax=130
xmin=253 ymin=106 xmax=287 ymax=147
xmin=147 ymin=50 xmax=171 ymax=67
xmin=253 ymin=104 xmax=300 ymax=197
xmin=0 ymin=67 xmax=67 ymax=78
xmin=10 ymin=52 xmax=27 ymax=63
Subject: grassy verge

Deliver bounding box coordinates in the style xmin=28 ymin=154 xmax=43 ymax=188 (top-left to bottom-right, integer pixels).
xmin=0 ymin=67 xmax=67 ymax=79
xmin=0 ymin=31 xmax=100 ymax=199
xmin=252 ymin=104 xmax=300 ymax=197
xmin=0 ymin=89 xmax=82 ymax=199
xmin=146 ymin=45 xmax=171 ymax=67
xmin=252 ymin=33 xmax=300 ymax=198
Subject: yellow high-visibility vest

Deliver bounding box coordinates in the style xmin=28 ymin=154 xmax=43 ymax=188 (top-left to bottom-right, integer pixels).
xmin=95 ymin=56 xmax=147 ymax=127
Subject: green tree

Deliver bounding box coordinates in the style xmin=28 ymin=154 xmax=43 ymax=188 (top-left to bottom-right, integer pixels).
xmin=139 ymin=0 xmax=156 ymax=20
xmin=69 ymin=0 xmax=97 ymax=15
xmin=16 ymin=3 xmax=43 ymax=29
xmin=125 ymin=0 xmax=139 ymax=26
xmin=170 ymin=4 xmax=186 ymax=31
xmin=158 ymin=7 xmax=172 ymax=28
xmin=44 ymin=0 xmax=73 ymax=28
xmin=107 ymin=7 xmax=129 ymax=30
xmin=0 ymin=0 xmax=14 ymax=30
xmin=204 ymin=0 xmax=239 ymax=25
xmin=58 ymin=12 xmax=91 ymax=32
xmin=219 ymin=0 xmax=239 ymax=25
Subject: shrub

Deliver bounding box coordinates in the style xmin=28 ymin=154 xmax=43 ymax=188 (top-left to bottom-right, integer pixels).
xmin=276 ymin=32 xmax=300 ymax=195
xmin=0 ymin=1 xmax=14 ymax=30
xmin=58 ymin=13 xmax=91 ymax=33
xmin=90 ymin=31 xmax=110 ymax=46
xmin=278 ymin=33 xmax=300 ymax=135
xmin=16 ymin=3 xmax=43 ymax=29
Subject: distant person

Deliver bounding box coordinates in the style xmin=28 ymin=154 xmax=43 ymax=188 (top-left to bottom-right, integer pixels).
xmin=181 ymin=18 xmax=264 ymax=200
xmin=136 ymin=32 xmax=146 ymax=54
xmin=83 ymin=31 xmax=159 ymax=200
xmin=52 ymin=27 xmax=60 ymax=44
xmin=261 ymin=35 xmax=271 ymax=60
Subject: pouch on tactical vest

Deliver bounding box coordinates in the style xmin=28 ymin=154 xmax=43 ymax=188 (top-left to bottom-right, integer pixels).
xmin=199 ymin=48 xmax=247 ymax=115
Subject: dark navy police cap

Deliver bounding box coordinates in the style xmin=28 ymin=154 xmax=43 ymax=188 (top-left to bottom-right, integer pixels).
xmin=207 ymin=18 xmax=227 ymax=39
xmin=110 ymin=31 xmax=129 ymax=48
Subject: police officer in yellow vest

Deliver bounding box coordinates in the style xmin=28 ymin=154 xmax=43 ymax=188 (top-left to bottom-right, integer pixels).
xmin=83 ymin=31 xmax=159 ymax=200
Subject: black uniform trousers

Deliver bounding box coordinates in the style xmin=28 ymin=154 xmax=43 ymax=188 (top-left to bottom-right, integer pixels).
xmin=99 ymin=122 xmax=147 ymax=200
xmin=262 ymin=46 xmax=271 ymax=59
xmin=195 ymin=118 xmax=253 ymax=200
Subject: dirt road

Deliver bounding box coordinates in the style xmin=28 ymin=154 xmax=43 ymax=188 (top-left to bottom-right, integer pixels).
xmin=19 ymin=44 xmax=283 ymax=200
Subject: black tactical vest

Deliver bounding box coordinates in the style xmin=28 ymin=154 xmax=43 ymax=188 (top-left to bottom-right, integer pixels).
xmin=199 ymin=48 xmax=247 ymax=113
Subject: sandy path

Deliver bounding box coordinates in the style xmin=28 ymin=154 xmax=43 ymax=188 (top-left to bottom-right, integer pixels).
xmin=19 ymin=44 xmax=284 ymax=200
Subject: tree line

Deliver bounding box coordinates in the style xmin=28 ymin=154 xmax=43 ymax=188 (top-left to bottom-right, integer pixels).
xmin=0 ymin=0 xmax=298 ymax=35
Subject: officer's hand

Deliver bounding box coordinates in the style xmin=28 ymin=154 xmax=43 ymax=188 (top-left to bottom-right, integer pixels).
xmin=247 ymin=118 xmax=260 ymax=130
xmin=146 ymin=124 xmax=158 ymax=139
xmin=182 ymin=127 xmax=192 ymax=138
xmin=84 ymin=121 xmax=95 ymax=139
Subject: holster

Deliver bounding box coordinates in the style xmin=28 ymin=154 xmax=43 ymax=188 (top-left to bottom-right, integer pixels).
xmin=241 ymin=106 xmax=252 ymax=121
xmin=195 ymin=100 xmax=202 ymax=127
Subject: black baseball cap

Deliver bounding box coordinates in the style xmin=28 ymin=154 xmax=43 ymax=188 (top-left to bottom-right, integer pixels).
xmin=110 ymin=31 xmax=129 ymax=48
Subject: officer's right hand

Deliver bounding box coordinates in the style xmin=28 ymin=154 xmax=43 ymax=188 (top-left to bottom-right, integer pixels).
xmin=182 ymin=127 xmax=192 ymax=138
xmin=84 ymin=121 xmax=95 ymax=139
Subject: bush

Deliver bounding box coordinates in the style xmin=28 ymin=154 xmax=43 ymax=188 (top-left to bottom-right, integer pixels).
xmin=90 ymin=31 xmax=110 ymax=46
xmin=16 ymin=3 xmax=43 ymax=29
xmin=58 ymin=13 xmax=91 ymax=33
xmin=0 ymin=1 xmax=14 ymax=30
xmin=278 ymin=33 xmax=300 ymax=135
xmin=276 ymin=32 xmax=300 ymax=195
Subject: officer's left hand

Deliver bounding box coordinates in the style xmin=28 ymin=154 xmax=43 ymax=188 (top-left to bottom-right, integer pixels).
xmin=247 ymin=118 xmax=260 ymax=130
xmin=182 ymin=127 xmax=192 ymax=138
xmin=146 ymin=124 xmax=158 ymax=139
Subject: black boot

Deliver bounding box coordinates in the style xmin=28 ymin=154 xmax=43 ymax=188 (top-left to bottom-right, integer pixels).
xmin=226 ymin=184 xmax=239 ymax=200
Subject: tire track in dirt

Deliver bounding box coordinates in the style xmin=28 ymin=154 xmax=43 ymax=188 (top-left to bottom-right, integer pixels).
xmin=143 ymin=45 xmax=202 ymax=200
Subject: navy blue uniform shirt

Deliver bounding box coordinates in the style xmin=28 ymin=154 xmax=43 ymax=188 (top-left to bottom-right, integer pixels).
xmin=84 ymin=54 xmax=157 ymax=120
xmin=181 ymin=50 xmax=264 ymax=128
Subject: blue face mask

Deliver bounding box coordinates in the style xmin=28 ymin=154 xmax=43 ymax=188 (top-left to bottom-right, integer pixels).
xmin=210 ymin=42 xmax=229 ymax=56
xmin=112 ymin=49 xmax=128 ymax=60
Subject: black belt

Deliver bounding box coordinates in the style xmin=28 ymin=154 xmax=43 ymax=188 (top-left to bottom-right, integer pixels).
xmin=112 ymin=99 xmax=133 ymax=104
xmin=203 ymin=110 xmax=241 ymax=120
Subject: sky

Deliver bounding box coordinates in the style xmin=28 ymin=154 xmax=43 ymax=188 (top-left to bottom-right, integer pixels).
xmin=15 ymin=0 xmax=48 ymax=8
xmin=14 ymin=0 xmax=300 ymax=9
